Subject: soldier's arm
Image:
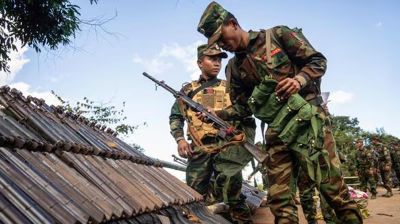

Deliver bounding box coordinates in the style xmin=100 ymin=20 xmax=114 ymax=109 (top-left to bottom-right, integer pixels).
xmin=384 ymin=147 xmax=392 ymax=165
xmin=169 ymin=100 xmax=186 ymax=142
xmin=275 ymin=26 xmax=327 ymax=88
xmin=215 ymin=59 xmax=253 ymax=120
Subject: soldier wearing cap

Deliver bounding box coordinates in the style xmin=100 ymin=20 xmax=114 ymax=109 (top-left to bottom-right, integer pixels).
xmin=355 ymin=138 xmax=378 ymax=199
xmin=371 ymin=135 xmax=393 ymax=197
xmin=169 ymin=43 xmax=256 ymax=222
xmin=196 ymin=2 xmax=362 ymax=223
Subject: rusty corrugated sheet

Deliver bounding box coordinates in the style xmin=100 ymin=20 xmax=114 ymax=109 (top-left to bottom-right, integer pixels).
xmin=0 ymin=86 xmax=229 ymax=223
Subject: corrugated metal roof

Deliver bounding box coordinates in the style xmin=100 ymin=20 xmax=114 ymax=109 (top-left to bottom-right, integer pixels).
xmin=0 ymin=86 xmax=230 ymax=223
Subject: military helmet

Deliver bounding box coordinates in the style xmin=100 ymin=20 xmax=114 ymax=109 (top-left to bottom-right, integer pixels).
xmin=197 ymin=43 xmax=227 ymax=59
xmin=197 ymin=1 xmax=230 ymax=45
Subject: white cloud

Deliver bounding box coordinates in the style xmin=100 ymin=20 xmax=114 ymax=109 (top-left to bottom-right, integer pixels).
xmin=0 ymin=42 xmax=30 ymax=86
xmin=133 ymin=53 xmax=173 ymax=75
xmin=9 ymin=82 xmax=62 ymax=106
xmin=329 ymin=90 xmax=354 ymax=104
xmin=133 ymin=40 xmax=203 ymax=79
xmin=0 ymin=41 xmax=60 ymax=107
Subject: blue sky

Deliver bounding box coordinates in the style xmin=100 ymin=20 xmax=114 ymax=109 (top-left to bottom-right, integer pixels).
xmin=1 ymin=0 xmax=399 ymax=178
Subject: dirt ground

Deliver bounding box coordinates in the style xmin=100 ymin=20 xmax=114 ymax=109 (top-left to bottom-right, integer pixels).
xmin=252 ymin=187 xmax=400 ymax=224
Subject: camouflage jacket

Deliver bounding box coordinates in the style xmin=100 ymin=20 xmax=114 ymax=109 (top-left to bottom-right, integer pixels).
xmin=355 ymin=148 xmax=376 ymax=170
xmin=217 ymin=26 xmax=327 ymax=120
xmin=390 ymin=144 xmax=400 ymax=165
xmin=372 ymin=142 xmax=392 ymax=166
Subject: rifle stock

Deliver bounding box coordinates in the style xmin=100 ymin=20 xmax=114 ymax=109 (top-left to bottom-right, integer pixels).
xmin=143 ymin=72 xmax=268 ymax=162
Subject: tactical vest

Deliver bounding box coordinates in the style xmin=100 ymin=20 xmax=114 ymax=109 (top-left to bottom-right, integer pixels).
xmin=185 ymin=80 xmax=231 ymax=144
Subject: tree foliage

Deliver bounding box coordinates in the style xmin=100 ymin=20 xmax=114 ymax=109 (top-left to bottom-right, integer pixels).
xmin=331 ymin=115 xmax=400 ymax=175
xmin=0 ymin=0 xmax=98 ymax=72
xmin=52 ymin=90 xmax=146 ymax=138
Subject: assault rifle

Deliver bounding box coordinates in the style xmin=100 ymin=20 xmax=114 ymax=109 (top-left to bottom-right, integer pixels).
xmin=143 ymin=72 xmax=268 ymax=162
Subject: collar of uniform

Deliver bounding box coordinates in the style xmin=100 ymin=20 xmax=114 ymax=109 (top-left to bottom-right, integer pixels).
xmin=234 ymin=30 xmax=260 ymax=57
xmin=247 ymin=30 xmax=260 ymax=51
xmin=197 ymin=75 xmax=218 ymax=84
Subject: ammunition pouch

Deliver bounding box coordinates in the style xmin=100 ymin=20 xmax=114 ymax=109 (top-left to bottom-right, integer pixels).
xmin=247 ymin=79 xmax=283 ymax=123
xmin=248 ymin=77 xmax=328 ymax=183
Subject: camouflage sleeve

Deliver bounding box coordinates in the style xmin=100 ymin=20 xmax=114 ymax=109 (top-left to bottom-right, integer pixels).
xmin=215 ymin=58 xmax=253 ymax=120
xmin=354 ymin=152 xmax=360 ymax=169
xmin=383 ymin=147 xmax=392 ymax=165
xmin=275 ymin=26 xmax=327 ymax=88
xmin=169 ymin=100 xmax=185 ymax=142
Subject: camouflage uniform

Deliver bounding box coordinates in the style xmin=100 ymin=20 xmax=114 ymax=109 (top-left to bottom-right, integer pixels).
xmin=355 ymin=144 xmax=377 ymax=197
xmin=197 ymin=2 xmax=362 ymax=223
xmin=169 ymin=44 xmax=256 ymax=222
xmin=389 ymin=142 xmax=400 ymax=189
xmin=297 ymin=168 xmax=338 ymax=224
xmin=371 ymin=140 xmax=393 ymax=196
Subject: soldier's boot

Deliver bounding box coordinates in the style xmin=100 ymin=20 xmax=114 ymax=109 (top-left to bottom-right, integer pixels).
xmin=370 ymin=193 xmax=377 ymax=199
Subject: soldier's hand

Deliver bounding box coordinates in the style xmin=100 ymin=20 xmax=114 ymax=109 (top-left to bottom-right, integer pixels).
xmin=275 ymin=78 xmax=301 ymax=100
xmin=195 ymin=106 xmax=217 ymax=123
xmin=177 ymin=139 xmax=193 ymax=158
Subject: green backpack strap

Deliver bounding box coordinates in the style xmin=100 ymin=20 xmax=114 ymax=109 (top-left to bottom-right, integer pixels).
xmin=264 ymin=28 xmax=282 ymax=70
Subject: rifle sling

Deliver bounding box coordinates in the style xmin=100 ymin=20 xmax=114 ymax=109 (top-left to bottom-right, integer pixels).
xmin=188 ymin=78 xmax=220 ymax=99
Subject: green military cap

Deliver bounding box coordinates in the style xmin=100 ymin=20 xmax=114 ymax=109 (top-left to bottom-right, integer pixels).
xmin=197 ymin=43 xmax=227 ymax=59
xmin=197 ymin=1 xmax=230 ymax=45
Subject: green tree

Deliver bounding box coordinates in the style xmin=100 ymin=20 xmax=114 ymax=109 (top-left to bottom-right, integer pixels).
xmin=331 ymin=115 xmax=364 ymax=175
xmin=52 ymin=91 xmax=146 ymax=151
xmin=0 ymin=0 xmax=98 ymax=72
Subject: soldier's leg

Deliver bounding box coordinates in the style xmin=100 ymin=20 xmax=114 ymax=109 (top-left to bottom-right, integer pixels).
xmin=394 ymin=164 xmax=400 ymax=190
xmin=320 ymin=194 xmax=339 ymax=224
xmin=214 ymin=123 xmax=255 ymax=222
xmin=297 ymin=168 xmax=318 ymax=224
xmin=367 ymin=171 xmax=377 ymax=199
xmin=266 ymin=142 xmax=299 ymax=224
xmin=186 ymin=150 xmax=214 ymax=199
xmin=381 ymin=169 xmax=393 ymax=196
xmin=310 ymin=123 xmax=362 ymax=224
xmin=213 ymin=168 xmax=251 ymax=222
xmin=359 ymin=171 xmax=368 ymax=193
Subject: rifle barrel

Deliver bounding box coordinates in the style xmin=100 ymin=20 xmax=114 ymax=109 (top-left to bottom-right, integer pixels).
xmin=143 ymin=72 xmax=268 ymax=162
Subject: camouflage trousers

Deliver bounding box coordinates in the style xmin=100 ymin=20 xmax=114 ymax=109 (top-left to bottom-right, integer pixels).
xmin=392 ymin=162 xmax=400 ymax=183
xmin=297 ymin=168 xmax=338 ymax=224
xmin=378 ymin=164 xmax=392 ymax=192
xmin=186 ymin=122 xmax=255 ymax=221
xmin=264 ymin=116 xmax=362 ymax=224
xmin=358 ymin=168 xmax=377 ymax=194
